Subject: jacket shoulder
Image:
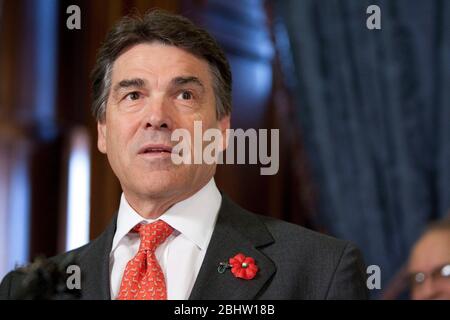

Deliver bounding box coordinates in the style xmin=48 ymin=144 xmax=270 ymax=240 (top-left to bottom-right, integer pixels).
xmin=258 ymin=213 xmax=350 ymax=252
xmin=229 ymin=203 xmax=368 ymax=299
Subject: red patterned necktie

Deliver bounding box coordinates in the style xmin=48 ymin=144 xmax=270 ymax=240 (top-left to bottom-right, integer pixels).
xmin=117 ymin=220 xmax=174 ymax=300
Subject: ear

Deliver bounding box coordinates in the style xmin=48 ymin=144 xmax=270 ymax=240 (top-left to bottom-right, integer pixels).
xmin=218 ymin=115 xmax=230 ymax=152
xmin=97 ymin=121 xmax=107 ymax=154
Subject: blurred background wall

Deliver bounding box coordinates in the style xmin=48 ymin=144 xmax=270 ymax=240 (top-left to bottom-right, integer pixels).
xmin=0 ymin=0 xmax=449 ymax=299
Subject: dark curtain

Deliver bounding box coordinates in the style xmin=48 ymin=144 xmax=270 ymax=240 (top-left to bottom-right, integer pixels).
xmin=275 ymin=0 xmax=450 ymax=294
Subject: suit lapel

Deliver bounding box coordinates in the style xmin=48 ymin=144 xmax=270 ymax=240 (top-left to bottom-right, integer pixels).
xmin=189 ymin=195 xmax=276 ymax=300
xmin=77 ymin=215 xmax=117 ymax=300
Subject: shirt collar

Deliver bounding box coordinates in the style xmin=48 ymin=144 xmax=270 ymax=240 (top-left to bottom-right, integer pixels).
xmin=111 ymin=178 xmax=222 ymax=252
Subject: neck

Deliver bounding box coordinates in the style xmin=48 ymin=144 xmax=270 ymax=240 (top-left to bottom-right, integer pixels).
xmin=123 ymin=182 xmax=210 ymax=219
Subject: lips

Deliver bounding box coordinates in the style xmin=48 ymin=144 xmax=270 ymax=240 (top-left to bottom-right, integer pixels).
xmin=138 ymin=144 xmax=173 ymax=155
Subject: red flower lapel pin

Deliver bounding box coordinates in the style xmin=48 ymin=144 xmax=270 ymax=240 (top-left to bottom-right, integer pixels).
xmin=218 ymin=253 xmax=259 ymax=280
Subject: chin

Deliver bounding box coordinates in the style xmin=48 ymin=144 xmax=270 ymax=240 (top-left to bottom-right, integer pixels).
xmin=135 ymin=170 xmax=188 ymax=197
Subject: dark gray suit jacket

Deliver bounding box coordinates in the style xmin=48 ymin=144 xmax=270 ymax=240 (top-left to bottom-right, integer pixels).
xmin=0 ymin=194 xmax=368 ymax=299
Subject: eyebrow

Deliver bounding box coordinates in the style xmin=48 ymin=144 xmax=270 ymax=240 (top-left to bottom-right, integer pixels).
xmin=170 ymin=76 xmax=205 ymax=92
xmin=112 ymin=76 xmax=205 ymax=95
xmin=112 ymin=78 xmax=147 ymax=93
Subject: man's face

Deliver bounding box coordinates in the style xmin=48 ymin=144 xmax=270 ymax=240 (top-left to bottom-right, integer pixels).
xmin=408 ymin=230 xmax=450 ymax=299
xmin=97 ymin=43 xmax=229 ymax=205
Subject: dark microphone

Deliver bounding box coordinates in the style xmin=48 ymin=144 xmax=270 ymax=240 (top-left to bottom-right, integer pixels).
xmin=12 ymin=252 xmax=81 ymax=300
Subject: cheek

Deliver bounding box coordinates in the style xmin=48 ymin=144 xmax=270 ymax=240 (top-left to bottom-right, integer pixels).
xmin=437 ymin=280 xmax=450 ymax=291
xmin=189 ymin=111 xmax=217 ymax=131
xmin=106 ymin=120 xmax=134 ymax=157
xmin=411 ymin=288 xmax=423 ymax=299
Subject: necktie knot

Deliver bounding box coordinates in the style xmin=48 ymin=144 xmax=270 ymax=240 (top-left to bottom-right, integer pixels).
xmin=132 ymin=220 xmax=173 ymax=252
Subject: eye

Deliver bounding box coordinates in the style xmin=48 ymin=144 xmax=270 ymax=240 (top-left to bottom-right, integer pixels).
xmin=125 ymin=91 xmax=141 ymax=101
xmin=176 ymin=91 xmax=193 ymax=100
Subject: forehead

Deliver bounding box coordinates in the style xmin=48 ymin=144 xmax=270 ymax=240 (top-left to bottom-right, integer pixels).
xmin=409 ymin=231 xmax=450 ymax=271
xmin=111 ymin=42 xmax=212 ymax=86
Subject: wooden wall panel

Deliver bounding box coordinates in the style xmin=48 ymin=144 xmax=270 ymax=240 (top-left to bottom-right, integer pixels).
xmin=0 ymin=1 xmax=316 ymax=262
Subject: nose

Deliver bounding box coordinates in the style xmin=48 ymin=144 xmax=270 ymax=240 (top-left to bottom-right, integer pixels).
xmin=141 ymin=96 xmax=172 ymax=131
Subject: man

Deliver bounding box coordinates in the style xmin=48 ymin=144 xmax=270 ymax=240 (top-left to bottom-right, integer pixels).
xmin=0 ymin=10 xmax=368 ymax=300
xmin=408 ymin=218 xmax=450 ymax=299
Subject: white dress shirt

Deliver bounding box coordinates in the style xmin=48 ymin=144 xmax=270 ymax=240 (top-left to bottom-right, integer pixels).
xmin=109 ymin=178 xmax=222 ymax=300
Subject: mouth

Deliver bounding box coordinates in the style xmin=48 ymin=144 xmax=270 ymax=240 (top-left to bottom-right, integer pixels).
xmin=138 ymin=144 xmax=173 ymax=156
